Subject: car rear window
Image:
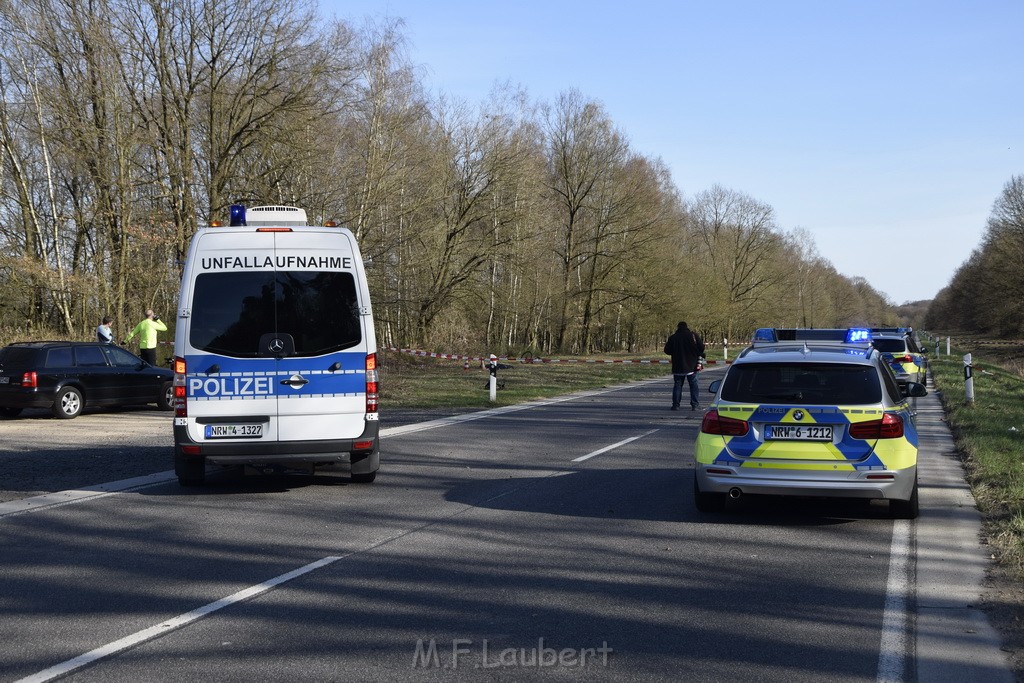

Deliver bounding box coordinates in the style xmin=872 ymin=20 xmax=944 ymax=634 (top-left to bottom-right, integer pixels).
xmin=45 ymin=347 xmax=73 ymax=368
xmin=722 ymin=362 xmax=882 ymax=405
xmin=872 ymin=338 xmax=906 ymax=353
xmin=189 ymin=270 xmax=362 ymax=358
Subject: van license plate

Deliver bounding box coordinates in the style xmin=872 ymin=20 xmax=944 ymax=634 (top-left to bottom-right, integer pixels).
xmin=765 ymin=424 xmax=833 ymax=441
xmin=205 ymin=424 xmax=263 ymax=439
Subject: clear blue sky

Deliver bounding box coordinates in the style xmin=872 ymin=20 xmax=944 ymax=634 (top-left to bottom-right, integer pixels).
xmin=323 ymin=0 xmax=1023 ymax=304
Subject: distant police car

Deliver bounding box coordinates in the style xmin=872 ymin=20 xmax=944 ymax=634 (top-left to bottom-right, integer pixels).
xmin=693 ymin=328 xmax=926 ymax=518
xmin=871 ymin=327 xmax=927 ymax=384
xmin=172 ymin=205 xmax=379 ymax=486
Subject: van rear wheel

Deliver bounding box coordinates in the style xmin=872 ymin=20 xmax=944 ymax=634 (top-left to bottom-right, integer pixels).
xmin=176 ymin=458 xmax=205 ymax=487
xmin=351 ymin=471 xmax=377 ymax=484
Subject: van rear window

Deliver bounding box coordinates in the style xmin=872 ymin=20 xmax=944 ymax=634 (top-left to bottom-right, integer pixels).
xmin=190 ymin=271 xmax=362 ymax=357
xmin=721 ymin=363 xmax=881 ymax=405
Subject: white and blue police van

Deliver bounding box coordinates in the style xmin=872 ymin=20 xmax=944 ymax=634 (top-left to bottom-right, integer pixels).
xmin=172 ymin=205 xmax=379 ymax=486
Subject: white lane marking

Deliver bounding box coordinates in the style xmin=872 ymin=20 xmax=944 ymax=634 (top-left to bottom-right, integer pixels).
xmin=572 ymin=429 xmax=660 ymax=462
xmin=877 ymin=519 xmax=912 ymax=682
xmin=15 ymin=555 xmax=342 ymax=683
xmin=0 ymin=376 xmax=681 ymax=519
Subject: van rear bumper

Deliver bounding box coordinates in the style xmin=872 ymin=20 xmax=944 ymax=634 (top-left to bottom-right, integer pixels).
xmin=174 ymin=421 xmax=379 ymax=467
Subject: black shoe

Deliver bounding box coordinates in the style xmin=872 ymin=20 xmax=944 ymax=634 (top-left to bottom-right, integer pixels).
xmin=671 ymin=405 xmax=679 ymax=411
xmin=691 ymin=404 xmax=699 ymax=411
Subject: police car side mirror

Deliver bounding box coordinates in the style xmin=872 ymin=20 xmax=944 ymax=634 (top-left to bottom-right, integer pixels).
xmin=708 ymin=379 xmax=721 ymax=394
xmin=902 ymin=382 xmax=927 ymax=398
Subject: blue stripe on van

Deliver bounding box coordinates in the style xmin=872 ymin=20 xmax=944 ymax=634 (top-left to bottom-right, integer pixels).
xmin=184 ymin=352 xmax=367 ymax=401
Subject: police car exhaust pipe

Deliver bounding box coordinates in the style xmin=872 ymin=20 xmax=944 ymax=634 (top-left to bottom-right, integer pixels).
xmin=728 ymin=487 xmax=742 ymax=499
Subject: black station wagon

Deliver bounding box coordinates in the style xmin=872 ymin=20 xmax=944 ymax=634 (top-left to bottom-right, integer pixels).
xmin=0 ymin=341 xmax=173 ymax=419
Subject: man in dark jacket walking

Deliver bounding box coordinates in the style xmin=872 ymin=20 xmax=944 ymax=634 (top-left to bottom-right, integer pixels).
xmin=664 ymin=321 xmax=706 ymax=410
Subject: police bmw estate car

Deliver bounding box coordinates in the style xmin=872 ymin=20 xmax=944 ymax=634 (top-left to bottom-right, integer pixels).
xmin=871 ymin=328 xmax=927 ymax=385
xmin=693 ymin=328 xmax=926 ymax=518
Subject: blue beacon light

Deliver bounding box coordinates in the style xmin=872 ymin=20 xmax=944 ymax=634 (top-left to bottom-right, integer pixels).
xmin=229 ymin=204 xmax=247 ymax=227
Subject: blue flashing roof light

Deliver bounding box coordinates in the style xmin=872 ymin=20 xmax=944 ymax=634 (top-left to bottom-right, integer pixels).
xmin=846 ymin=327 xmax=872 ymax=343
xmin=752 ymin=328 xmax=778 ymax=344
xmin=229 ymin=204 xmax=247 ymax=227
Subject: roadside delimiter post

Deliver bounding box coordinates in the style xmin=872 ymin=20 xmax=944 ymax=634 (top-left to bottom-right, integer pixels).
xmin=964 ymin=353 xmax=974 ymax=405
xmin=488 ymin=354 xmax=498 ymax=403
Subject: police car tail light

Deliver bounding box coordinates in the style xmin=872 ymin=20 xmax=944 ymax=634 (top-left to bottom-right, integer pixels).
xmin=21 ymin=371 xmax=37 ymax=388
xmin=365 ymin=353 xmax=379 ymax=413
xmin=849 ymin=413 xmax=904 ymax=439
xmin=895 ymin=354 xmax=913 ymax=363
xmin=700 ymin=410 xmax=749 ymax=436
xmin=173 ymin=356 xmax=188 ymax=418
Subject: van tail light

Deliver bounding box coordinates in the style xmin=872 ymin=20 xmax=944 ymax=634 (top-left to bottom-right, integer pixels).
xmin=849 ymin=413 xmax=904 ymax=439
xmin=21 ymin=371 xmax=37 ymax=388
xmin=173 ymin=356 xmax=188 ymax=417
xmin=365 ymin=353 xmax=378 ymax=413
xmin=700 ymin=410 xmax=749 ymax=436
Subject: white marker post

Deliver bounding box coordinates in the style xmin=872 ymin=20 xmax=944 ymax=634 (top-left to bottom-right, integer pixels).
xmin=488 ymin=353 xmax=498 ymax=403
xmin=964 ymin=353 xmax=974 ymax=405
xmin=724 ymin=338 xmax=729 ymax=361
xmin=946 ymin=337 xmax=951 ymax=356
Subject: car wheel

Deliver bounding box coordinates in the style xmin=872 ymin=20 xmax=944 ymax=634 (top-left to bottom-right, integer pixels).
xmin=0 ymin=407 xmax=23 ymax=418
xmin=176 ymin=458 xmax=206 ymax=487
xmin=694 ymin=475 xmax=726 ymax=513
xmin=890 ymin=477 xmax=919 ymax=520
xmin=53 ymin=387 xmax=83 ymax=419
xmin=351 ymin=470 xmax=377 ymax=484
xmin=158 ymin=381 xmax=174 ymax=410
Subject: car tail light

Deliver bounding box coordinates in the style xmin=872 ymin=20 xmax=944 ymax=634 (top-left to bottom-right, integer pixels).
xmin=700 ymin=410 xmax=749 ymax=436
xmin=173 ymin=356 xmax=187 ymax=417
xmin=365 ymin=353 xmax=378 ymax=413
xmin=849 ymin=413 xmax=904 ymax=439
xmin=21 ymin=371 xmax=37 ymax=388
xmin=895 ymin=354 xmax=912 ymax=363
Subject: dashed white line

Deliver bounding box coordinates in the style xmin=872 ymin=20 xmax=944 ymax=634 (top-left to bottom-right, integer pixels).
xmin=572 ymin=429 xmax=660 ymax=462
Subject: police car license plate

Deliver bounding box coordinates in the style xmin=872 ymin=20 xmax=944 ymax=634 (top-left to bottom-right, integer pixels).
xmin=765 ymin=424 xmax=833 ymax=441
xmin=205 ymin=424 xmax=263 ymax=439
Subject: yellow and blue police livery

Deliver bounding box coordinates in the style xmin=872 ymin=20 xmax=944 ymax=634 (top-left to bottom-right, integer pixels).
xmin=693 ymin=327 xmax=926 ymax=518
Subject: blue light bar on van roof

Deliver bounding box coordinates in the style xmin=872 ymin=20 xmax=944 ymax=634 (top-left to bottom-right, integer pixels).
xmin=229 ymin=204 xmax=246 ymax=227
xmin=846 ymin=327 xmax=872 ymax=343
xmin=752 ymin=328 xmax=778 ymax=343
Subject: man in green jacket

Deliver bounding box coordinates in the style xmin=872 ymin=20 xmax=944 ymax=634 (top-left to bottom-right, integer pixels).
xmin=124 ymin=309 xmax=168 ymax=366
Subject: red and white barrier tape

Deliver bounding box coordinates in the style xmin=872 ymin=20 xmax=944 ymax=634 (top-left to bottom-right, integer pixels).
xmin=384 ymin=346 xmax=732 ymax=365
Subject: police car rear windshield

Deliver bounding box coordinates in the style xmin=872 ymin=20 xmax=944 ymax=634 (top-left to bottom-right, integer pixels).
xmin=722 ymin=363 xmax=882 ymax=405
xmin=872 ymin=338 xmax=907 ymax=353
xmin=189 ymin=271 xmax=362 ymax=358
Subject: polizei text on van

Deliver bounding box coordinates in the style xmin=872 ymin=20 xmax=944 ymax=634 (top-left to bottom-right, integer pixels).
xmin=200 ymin=255 xmax=354 ymax=270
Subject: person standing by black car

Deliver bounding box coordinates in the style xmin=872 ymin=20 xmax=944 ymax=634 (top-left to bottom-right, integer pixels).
xmin=123 ymin=309 xmax=167 ymax=366
xmin=664 ymin=321 xmax=706 ymax=411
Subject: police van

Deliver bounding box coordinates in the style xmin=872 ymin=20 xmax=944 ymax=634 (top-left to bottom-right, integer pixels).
xmin=172 ymin=205 xmax=379 ymax=486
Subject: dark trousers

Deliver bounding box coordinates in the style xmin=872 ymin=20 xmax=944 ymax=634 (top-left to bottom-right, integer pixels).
xmin=673 ymin=372 xmax=699 ymax=408
xmin=140 ymin=347 xmax=157 ymax=366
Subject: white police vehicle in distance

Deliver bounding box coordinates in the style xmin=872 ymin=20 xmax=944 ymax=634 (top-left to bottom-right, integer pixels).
xmin=172 ymin=205 xmax=379 ymax=486
xmin=694 ymin=327 xmax=926 ymax=518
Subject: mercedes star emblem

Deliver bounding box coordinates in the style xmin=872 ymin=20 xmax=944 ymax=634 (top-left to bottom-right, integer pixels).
xmin=269 ymin=338 xmax=285 ymax=353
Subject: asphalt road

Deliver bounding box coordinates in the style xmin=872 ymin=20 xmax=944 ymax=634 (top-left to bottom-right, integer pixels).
xmin=0 ymin=371 xmax=1013 ymax=681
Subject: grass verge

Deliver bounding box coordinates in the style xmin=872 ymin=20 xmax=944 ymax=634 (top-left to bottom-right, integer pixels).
xmin=928 ymin=351 xmax=1024 ymax=575
xmin=378 ymin=349 xmax=672 ymax=409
